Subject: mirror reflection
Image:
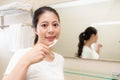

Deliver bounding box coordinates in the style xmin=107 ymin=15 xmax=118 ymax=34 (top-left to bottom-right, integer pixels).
xmin=77 ymin=26 xmax=103 ymax=59
xmin=51 ymin=0 xmax=120 ymax=61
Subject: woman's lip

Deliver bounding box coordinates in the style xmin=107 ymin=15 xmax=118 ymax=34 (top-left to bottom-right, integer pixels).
xmin=46 ymin=36 xmax=56 ymax=42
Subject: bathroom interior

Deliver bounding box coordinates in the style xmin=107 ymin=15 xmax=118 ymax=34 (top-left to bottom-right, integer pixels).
xmin=0 ymin=0 xmax=120 ymax=80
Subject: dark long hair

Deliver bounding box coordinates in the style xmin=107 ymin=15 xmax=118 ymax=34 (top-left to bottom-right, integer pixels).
xmin=77 ymin=26 xmax=97 ymax=57
xmin=32 ymin=6 xmax=60 ymax=44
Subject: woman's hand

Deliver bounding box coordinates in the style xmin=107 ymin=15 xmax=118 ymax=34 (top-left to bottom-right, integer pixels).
xmin=97 ymin=43 xmax=103 ymax=49
xmin=96 ymin=42 xmax=103 ymax=54
xmin=20 ymin=43 xmax=50 ymax=66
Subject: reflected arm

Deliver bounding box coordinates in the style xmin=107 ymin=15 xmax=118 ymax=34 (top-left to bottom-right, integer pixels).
xmin=96 ymin=43 xmax=103 ymax=54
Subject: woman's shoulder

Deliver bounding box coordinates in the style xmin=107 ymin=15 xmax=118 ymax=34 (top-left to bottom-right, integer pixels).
xmin=12 ymin=47 xmax=32 ymax=58
xmin=16 ymin=47 xmax=32 ymax=53
xmin=83 ymin=46 xmax=92 ymax=51
xmin=82 ymin=46 xmax=93 ymax=55
xmin=54 ymin=52 xmax=63 ymax=57
xmin=54 ymin=52 xmax=64 ymax=60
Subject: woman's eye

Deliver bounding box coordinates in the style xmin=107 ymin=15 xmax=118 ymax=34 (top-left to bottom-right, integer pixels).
xmin=41 ymin=24 xmax=47 ymax=28
xmin=53 ymin=23 xmax=59 ymax=27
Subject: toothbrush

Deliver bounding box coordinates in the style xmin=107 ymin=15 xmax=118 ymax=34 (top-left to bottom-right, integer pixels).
xmin=49 ymin=39 xmax=58 ymax=48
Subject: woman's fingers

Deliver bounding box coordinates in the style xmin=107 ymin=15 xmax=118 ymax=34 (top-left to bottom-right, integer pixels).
xmin=34 ymin=43 xmax=50 ymax=55
xmin=37 ymin=51 xmax=46 ymax=61
xmin=21 ymin=43 xmax=52 ymax=65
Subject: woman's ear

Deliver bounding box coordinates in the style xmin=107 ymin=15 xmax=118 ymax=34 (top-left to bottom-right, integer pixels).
xmin=91 ymin=34 xmax=95 ymax=38
xmin=91 ymin=34 xmax=96 ymax=41
xmin=91 ymin=34 xmax=98 ymax=42
xmin=34 ymin=28 xmax=37 ymax=34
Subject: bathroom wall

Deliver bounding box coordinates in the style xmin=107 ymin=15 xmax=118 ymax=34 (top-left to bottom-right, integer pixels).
xmin=64 ymin=58 xmax=120 ymax=80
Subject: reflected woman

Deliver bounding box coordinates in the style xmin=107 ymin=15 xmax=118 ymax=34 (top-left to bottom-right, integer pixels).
xmin=77 ymin=27 xmax=102 ymax=59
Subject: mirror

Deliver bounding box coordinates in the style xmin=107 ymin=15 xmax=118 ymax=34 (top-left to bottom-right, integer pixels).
xmin=50 ymin=0 xmax=120 ymax=61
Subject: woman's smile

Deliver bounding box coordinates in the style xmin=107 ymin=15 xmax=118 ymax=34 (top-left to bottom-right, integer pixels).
xmin=46 ymin=36 xmax=56 ymax=42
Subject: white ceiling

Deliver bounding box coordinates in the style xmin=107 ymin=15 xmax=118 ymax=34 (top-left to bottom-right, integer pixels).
xmin=0 ymin=0 xmax=74 ymax=10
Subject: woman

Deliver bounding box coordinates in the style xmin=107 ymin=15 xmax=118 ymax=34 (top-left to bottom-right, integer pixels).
xmin=2 ymin=6 xmax=64 ymax=80
xmin=77 ymin=26 xmax=102 ymax=59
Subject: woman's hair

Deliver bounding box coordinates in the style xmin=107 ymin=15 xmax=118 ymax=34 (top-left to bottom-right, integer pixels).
xmin=32 ymin=6 xmax=60 ymax=44
xmin=77 ymin=26 xmax=97 ymax=57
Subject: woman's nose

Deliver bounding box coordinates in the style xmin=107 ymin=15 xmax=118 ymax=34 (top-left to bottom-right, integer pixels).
xmin=48 ymin=26 xmax=54 ymax=34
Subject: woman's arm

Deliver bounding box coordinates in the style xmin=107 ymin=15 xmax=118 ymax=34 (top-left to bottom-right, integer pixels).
xmin=2 ymin=43 xmax=50 ymax=80
xmin=96 ymin=43 xmax=103 ymax=54
xmin=2 ymin=60 xmax=30 ymax=80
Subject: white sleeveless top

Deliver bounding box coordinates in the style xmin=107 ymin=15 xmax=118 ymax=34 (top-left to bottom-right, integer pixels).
xmin=82 ymin=45 xmax=99 ymax=59
xmin=5 ymin=47 xmax=64 ymax=80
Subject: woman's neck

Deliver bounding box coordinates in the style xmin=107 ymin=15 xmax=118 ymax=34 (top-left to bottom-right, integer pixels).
xmin=44 ymin=51 xmax=55 ymax=62
xmin=85 ymin=40 xmax=93 ymax=48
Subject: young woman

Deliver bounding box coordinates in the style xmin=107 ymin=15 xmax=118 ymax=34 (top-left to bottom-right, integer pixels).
xmin=77 ymin=27 xmax=102 ymax=59
xmin=2 ymin=6 xmax=64 ymax=80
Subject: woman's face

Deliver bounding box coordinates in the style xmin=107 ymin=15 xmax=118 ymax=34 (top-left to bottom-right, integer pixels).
xmin=93 ymin=33 xmax=98 ymax=43
xmin=35 ymin=11 xmax=60 ymax=46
